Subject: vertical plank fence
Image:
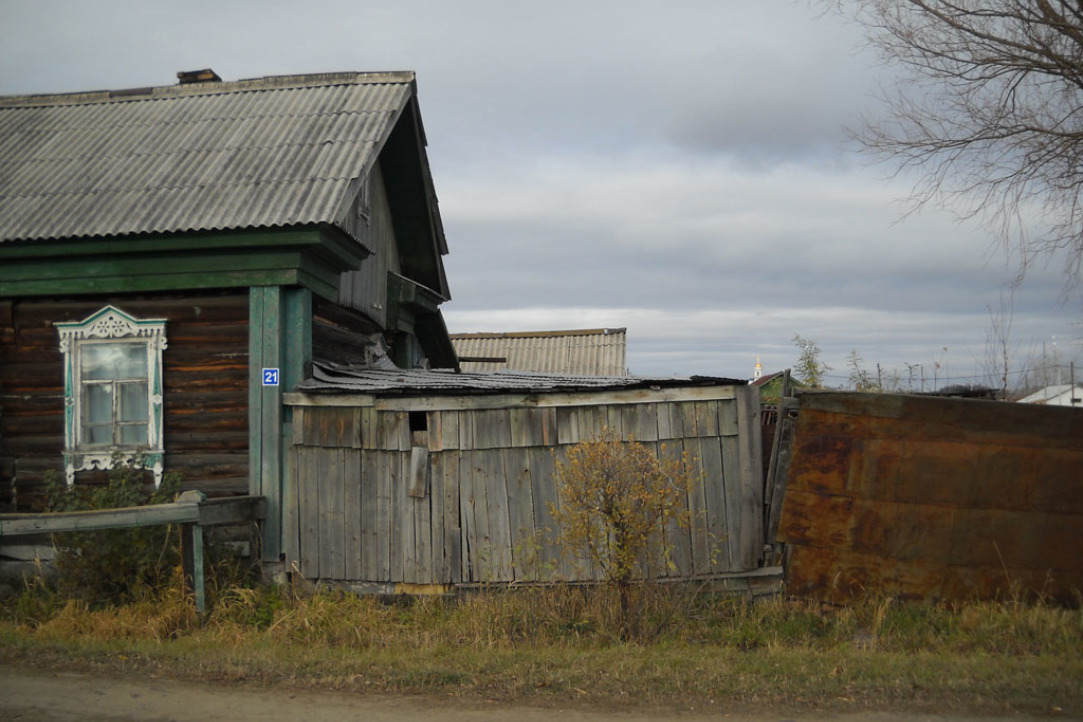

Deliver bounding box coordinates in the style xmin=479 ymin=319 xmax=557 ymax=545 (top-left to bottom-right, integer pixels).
xmin=286 ymin=385 xmax=765 ymax=589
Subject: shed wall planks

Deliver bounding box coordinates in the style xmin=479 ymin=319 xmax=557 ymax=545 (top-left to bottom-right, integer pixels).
xmin=285 ymin=392 xmax=764 ymax=587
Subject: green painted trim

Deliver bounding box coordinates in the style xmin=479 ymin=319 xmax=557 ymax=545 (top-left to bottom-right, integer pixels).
xmin=280 ymin=287 xmax=312 ymax=572
xmin=248 ymin=288 xmax=265 ymax=501
xmin=249 ymin=286 xmax=286 ymax=561
xmin=283 ymin=289 xmax=313 ymax=390
xmin=3 ymin=268 xmax=302 ymax=297
xmin=2 ymin=250 xmax=306 ymax=282
xmin=0 ymin=227 xmax=367 ymax=302
xmin=0 ymin=229 xmax=325 ymax=259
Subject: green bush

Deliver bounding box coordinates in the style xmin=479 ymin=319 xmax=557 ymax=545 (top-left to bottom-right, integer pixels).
xmin=44 ymin=460 xmax=182 ymax=607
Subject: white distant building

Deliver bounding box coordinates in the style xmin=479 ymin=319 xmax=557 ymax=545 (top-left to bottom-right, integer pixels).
xmin=1017 ymin=384 xmax=1083 ymax=408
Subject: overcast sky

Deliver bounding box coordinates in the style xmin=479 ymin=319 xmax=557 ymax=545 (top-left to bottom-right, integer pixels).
xmin=2 ymin=0 xmax=1080 ymax=387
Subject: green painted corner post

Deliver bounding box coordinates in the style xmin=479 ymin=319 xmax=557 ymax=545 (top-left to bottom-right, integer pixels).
xmin=281 ymin=288 xmax=311 ymax=572
xmin=250 ymin=286 xmax=311 ymax=564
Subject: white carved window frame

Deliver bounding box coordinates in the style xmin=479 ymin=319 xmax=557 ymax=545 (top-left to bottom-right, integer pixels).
xmin=57 ymin=306 xmax=167 ymax=486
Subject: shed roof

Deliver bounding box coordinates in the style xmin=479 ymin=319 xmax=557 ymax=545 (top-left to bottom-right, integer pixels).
xmin=295 ymin=360 xmax=743 ymax=397
xmin=450 ymin=328 xmax=627 ymax=375
xmin=0 ymin=71 xmax=423 ymax=245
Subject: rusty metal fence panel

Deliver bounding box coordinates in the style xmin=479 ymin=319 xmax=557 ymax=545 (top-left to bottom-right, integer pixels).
xmin=777 ymin=392 xmax=1083 ymax=603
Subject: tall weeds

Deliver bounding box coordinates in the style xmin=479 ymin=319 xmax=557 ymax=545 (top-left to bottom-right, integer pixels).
xmin=2 ymin=582 xmax=1080 ymax=712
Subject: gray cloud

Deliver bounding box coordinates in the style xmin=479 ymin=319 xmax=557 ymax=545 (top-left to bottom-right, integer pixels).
xmin=2 ymin=0 xmax=1079 ymax=385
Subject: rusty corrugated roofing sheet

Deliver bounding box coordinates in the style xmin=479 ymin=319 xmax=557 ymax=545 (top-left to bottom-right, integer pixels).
xmin=450 ymin=328 xmax=628 ymax=376
xmin=0 ymin=72 xmax=413 ymax=243
xmin=294 ymin=360 xmax=742 ymax=396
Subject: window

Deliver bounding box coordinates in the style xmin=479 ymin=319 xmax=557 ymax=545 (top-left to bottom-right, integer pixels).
xmin=57 ymin=306 xmax=167 ymax=486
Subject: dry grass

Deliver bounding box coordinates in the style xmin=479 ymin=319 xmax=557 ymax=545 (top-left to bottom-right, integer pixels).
xmin=2 ymin=581 xmax=1081 ymax=715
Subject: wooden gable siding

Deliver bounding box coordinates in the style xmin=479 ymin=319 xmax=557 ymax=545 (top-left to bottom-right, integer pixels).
xmin=0 ymin=292 xmax=249 ymax=511
xmin=337 ymin=160 xmax=400 ymax=327
xmin=285 ymin=388 xmax=764 ymax=588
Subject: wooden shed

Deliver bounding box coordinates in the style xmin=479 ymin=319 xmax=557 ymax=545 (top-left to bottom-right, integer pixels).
xmin=282 ymin=363 xmax=767 ymax=591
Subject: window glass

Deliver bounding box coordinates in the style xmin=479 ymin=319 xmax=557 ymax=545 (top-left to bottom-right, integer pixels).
xmin=118 ymin=381 xmax=149 ymax=422
xmin=81 ymin=343 xmax=147 ymax=380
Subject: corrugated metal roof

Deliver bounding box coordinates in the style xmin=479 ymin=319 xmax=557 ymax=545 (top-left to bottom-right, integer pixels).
xmin=450 ymin=328 xmax=628 ymax=376
xmin=0 ymin=72 xmax=414 ymax=243
xmin=295 ymin=360 xmax=743 ymax=396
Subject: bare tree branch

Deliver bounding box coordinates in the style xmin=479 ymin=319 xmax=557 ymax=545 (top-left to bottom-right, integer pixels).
xmin=832 ymin=0 xmax=1083 ymax=294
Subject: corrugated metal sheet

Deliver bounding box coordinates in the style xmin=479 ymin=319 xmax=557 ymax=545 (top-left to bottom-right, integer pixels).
xmin=450 ymin=328 xmax=627 ymax=376
xmin=295 ymin=360 xmax=741 ymax=396
xmin=0 ymin=72 xmax=413 ymax=243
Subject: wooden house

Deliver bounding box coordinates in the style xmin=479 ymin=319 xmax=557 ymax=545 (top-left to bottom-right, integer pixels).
xmin=0 ymin=71 xmax=456 ymax=565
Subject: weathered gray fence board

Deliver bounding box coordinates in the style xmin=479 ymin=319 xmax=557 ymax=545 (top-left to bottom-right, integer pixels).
xmin=297 ymin=446 xmax=320 ymax=579
xmin=720 ymin=434 xmax=743 ymax=570
xmin=402 ymin=487 xmax=418 ymax=584
xmin=685 ymin=437 xmax=711 ymax=574
xmin=375 ymin=451 xmax=392 ymax=581
xmin=655 ymin=438 xmax=691 ymax=578
xmin=556 ymin=406 xmax=579 ymax=445
xmin=699 ymin=437 xmax=729 ymax=573
xmin=606 ymin=405 xmax=623 ymax=435
xmin=504 ymin=447 xmax=536 ymax=580
xmin=390 ymin=451 xmax=407 ymax=583
xmin=458 ymin=412 xmax=475 ymax=451
xmin=344 ymin=449 xmax=363 ymax=580
xmin=526 ymin=446 xmax=561 ymax=579
xmin=475 ymin=409 xmax=512 ymax=450
xmin=318 ymin=449 xmax=345 ymax=580
xmin=680 ymin=402 xmax=698 ymax=437
xmin=735 ymin=386 xmax=764 ymax=569
xmin=509 ymin=408 xmax=532 ymax=448
xmin=361 ymin=407 xmax=377 ymax=450
xmin=359 ymin=447 xmax=380 ymax=579
xmin=696 ymin=402 xmax=719 ymax=437
xmin=458 ymin=451 xmax=478 ymax=582
xmin=719 ymin=399 xmax=739 ymax=437
xmin=439 ymin=450 xmax=462 ymax=583
xmin=481 ymin=450 xmax=513 ymax=581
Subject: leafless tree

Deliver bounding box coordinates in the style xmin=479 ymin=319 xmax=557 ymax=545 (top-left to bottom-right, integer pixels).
xmin=984 ymin=292 xmax=1017 ymax=397
xmin=831 ymin=1 xmax=1083 ymax=293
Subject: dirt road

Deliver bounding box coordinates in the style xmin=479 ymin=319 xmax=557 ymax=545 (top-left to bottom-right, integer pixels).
xmin=0 ymin=666 xmax=1068 ymax=722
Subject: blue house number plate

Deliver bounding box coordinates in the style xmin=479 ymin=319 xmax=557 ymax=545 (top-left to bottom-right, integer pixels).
xmin=262 ymin=368 xmax=280 ymax=386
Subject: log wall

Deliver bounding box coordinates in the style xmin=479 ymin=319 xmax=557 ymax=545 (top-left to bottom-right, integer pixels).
xmin=285 ymin=386 xmax=765 ymax=587
xmin=0 ymin=292 xmax=250 ymax=510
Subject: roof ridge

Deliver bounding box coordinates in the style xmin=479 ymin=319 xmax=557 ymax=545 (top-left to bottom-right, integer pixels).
xmin=0 ymin=71 xmax=416 ymax=109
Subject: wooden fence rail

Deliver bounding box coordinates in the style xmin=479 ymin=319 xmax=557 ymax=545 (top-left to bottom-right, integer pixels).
xmin=0 ymin=492 xmax=266 ymax=613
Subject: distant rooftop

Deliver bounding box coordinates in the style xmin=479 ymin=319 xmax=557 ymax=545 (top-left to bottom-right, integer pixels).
xmin=450 ymin=328 xmax=628 ymax=376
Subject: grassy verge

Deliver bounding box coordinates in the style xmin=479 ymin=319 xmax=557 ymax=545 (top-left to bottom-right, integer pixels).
xmin=1 ymin=580 xmax=1080 ymax=716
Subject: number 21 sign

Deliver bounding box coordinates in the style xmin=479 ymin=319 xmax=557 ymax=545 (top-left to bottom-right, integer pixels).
xmin=262 ymin=368 xmax=280 ymax=386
